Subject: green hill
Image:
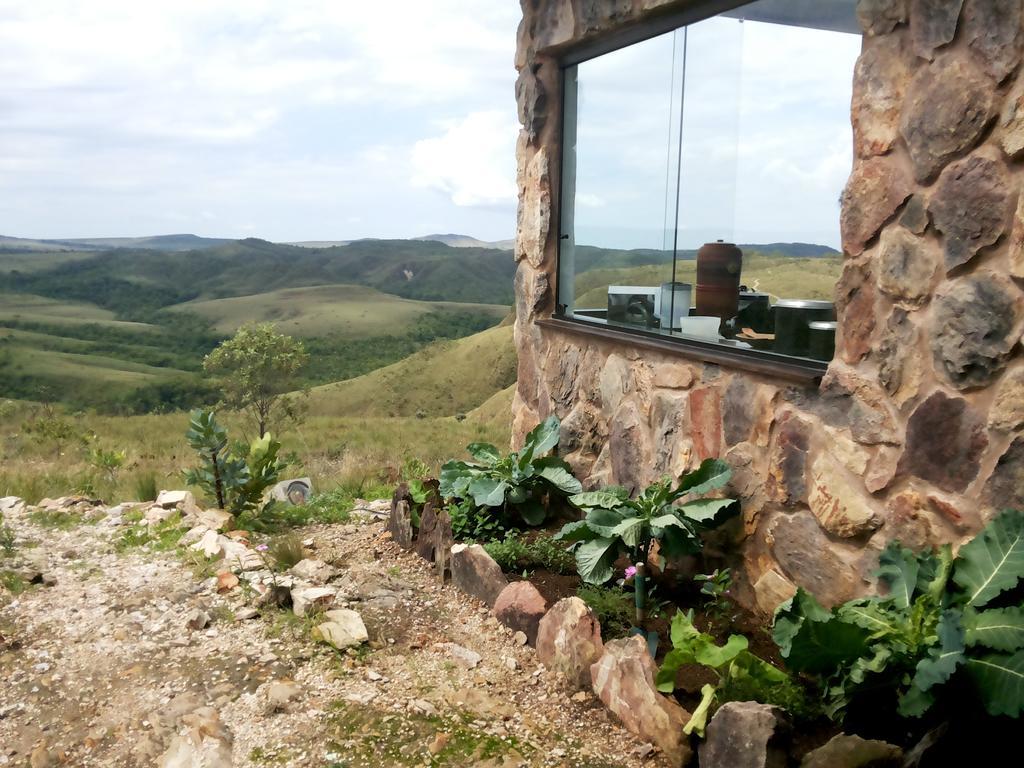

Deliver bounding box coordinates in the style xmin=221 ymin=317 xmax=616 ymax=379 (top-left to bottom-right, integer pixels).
xmin=172 ymin=284 xmax=508 ymax=337
xmin=309 ymin=324 xmax=516 ymax=418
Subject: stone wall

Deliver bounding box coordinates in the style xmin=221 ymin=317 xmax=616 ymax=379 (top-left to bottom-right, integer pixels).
xmin=512 ymin=0 xmax=1024 ymax=612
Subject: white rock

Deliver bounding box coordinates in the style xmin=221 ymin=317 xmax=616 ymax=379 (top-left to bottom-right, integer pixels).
xmin=191 ymin=530 xmax=223 ymax=559
xmin=180 ymin=526 xmax=210 ymax=546
xmin=192 ymin=509 xmax=232 ymax=532
xmin=219 ymin=538 xmax=262 ymax=571
xmin=292 ymin=586 xmax=337 ymax=617
xmin=155 ymin=490 xmax=195 ymax=509
xmin=0 ymin=496 xmax=26 ymax=515
xmin=434 ymin=642 xmax=483 ymax=669
xmin=157 ymin=706 xmax=232 ymax=768
xmin=312 ymin=608 xmax=368 ymax=648
xmin=289 ymin=558 xmax=336 ymax=584
xmin=146 ymin=506 xmax=180 ymax=526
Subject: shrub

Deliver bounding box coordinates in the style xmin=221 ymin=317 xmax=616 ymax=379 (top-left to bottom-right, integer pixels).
xmin=440 ymin=416 xmax=581 ymax=530
xmin=183 ymin=409 xmax=287 ymax=514
xmin=133 ymin=471 xmax=159 ymax=502
xmin=774 ymin=509 xmax=1024 ymax=720
xmin=268 ymin=534 xmax=305 ymax=570
xmin=484 ymin=532 xmax=576 ymax=575
xmin=576 ymin=585 xmax=636 ymax=640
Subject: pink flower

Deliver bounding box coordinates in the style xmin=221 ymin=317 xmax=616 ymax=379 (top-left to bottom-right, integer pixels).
xmin=624 ymin=566 xmax=637 ymax=579
xmin=256 ymin=544 xmax=269 ymax=552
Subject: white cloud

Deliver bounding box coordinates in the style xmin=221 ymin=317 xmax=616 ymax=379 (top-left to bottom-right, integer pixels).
xmin=410 ymin=110 xmax=517 ymax=207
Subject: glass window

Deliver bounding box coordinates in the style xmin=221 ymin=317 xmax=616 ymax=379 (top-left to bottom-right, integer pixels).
xmin=557 ymin=0 xmax=861 ymax=367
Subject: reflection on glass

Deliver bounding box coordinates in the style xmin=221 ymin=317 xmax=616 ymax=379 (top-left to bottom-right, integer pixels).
xmin=558 ymin=0 xmax=861 ymax=363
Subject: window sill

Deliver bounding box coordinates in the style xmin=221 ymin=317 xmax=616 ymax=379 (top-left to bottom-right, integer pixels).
xmin=537 ymin=315 xmax=827 ymax=383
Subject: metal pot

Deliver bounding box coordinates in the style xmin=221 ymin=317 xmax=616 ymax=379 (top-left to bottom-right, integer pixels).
xmin=772 ymin=299 xmax=835 ymax=358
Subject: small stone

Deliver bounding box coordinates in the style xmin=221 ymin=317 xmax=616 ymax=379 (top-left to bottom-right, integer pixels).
xmin=513 ymin=631 xmax=528 ymax=647
xmin=770 ymin=512 xmax=860 ymax=607
xmin=503 ymin=656 xmax=518 ymax=671
xmin=234 ymin=607 xmax=258 ymax=621
xmin=690 ymin=386 xmax=723 ymax=461
xmin=989 ymin=368 xmax=1024 ymax=432
xmin=909 ymin=0 xmax=964 ymax=59
xmin=311 ymin=609 xmax=368 ymax=649
xmin=699 ymin=702 xmax=789 ymax=768
xmin=652 ymin=362 xmax=693 ymax=389
xmin=289 ymin=558 xmax=336 ymax=585
xmin=928 ymin=153 xmax=1012 ymax=271
xmin=999 ymin=78 xmax=1024 ymax=160
xmin=768 ymin=412 xmax=810 ymax=505
xmin=808 ymin=455 xmax=882 ymax=538
xmin=900 ymin=54 xmax=993 ymax=182
xmin=191 ymin=529 xmax=223 ymax=559
xmin=291 ymin=586 xmax=337 ymax=617
xmin=984 ymin=437 xmax=1024 ymax=511
xmin=835 ymin=261 xmax=876 ymax=363
xmin=493 ymin=581 xmax=547 ymax=646
xmin=428 ymin=732 xmax=450 ymax=756
xmin=216 ymin=571 xmax=239 ymax=593
xmin=266 ymin=680 xmax=302 ymax=711
xmin=800 ymin=733 xmax=902 ymax=768
xmin=899 ymin=391 xmax=988 ymax=493
xmin=184 ymin=609 xmax=210 ymax=631
xmin=931 ymin=273 xmax=1023 ymax=389
xmin=841 ymin=155 xmax=912 ymax=255
xmin=753 ymin=569 xmax=798 ymax=616
xmin=875 ymin=227 xmax=937 ymax=306
xmin=572 ymin=690 xmax=589 ymax=703
xmin=435 ymin=642 xmax=483 ymax=669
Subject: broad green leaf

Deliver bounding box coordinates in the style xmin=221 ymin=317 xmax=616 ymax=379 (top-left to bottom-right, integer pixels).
xmin=683 ymin=684 xmax=716 ymax=737
xmin=649 ymin=513 xmax=688 ymax=531
xmin=656 ymin=647 xmax=695 ymax=692
xmin=876 ymin=541 xmax=920 ymax=609
xmin=439 ymin=460 xmax=479 ymax=498
xmin=897 ymin=684 xmax=935 ymax=718
xmin=678 ymin=497 xmax=738 ymax=525
xmin=468 ymin=477 xmax=508 ymax=508
xmin=911 ymin=609 xmax=965 ymax=695
xmin=966 ymin=650 xmax=1024 ymax=717
xmin=575 ymin=537 xmax=620 ymax=585
xmin=518 ymin=415 xmax=561 ymax=469
xmin=534 ymin=458 xmax=583 ymax=495
xmin=553 ymin=519 xmax=598 ymax=543
xmin=609 ymin=517 xmax=645 ymax=548
xmin=917 ymin=544 xmax=953 ymax=603
xmin=657 ymin=522 xmax=702 ymax=559
xmin=518 ymin=499 xmax=547 ymax=527
xmin=466 ymin=442 xmax=501 ymax=464
xmin=953 ymin=509 xmax=1024 ymax=608
xmin=694 ymin=634 xmax=749 ymax=668
xmin=570 ymin=489 xmax=629 ymax=511
xmin=837 ymin=599 xmax=905 ymax=639
xmin=584 ymin=507 xmax=627 ymax=537
xmin=773 ymin=589 xmax=869 ymax=674
xmin=963 ymin=606 xmax=1024 ymax=652
xmin=676 ymin=458 xmax=732 ymax=497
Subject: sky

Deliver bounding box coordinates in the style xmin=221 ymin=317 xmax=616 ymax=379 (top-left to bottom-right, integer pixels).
xmin=0 ymin=0 xmax=522 ymax=242
xmin=572 ymin=13 xmax=861 ymax=252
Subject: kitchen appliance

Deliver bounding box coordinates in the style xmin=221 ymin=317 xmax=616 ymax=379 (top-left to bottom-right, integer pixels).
xmin=772 ymin=299 xmax=836 ymax=357
xmin=607 ymin=286 xmax=660 ymax=328
xmin=659 ymin=282 xmax=692 ymax=331
xmin=736 ymin=290 xmax=772 ymax=333
xmin=696 ymin=241 xmax=743 ymax=320
xmin=808 ymin=320 xmax=837 ymax=361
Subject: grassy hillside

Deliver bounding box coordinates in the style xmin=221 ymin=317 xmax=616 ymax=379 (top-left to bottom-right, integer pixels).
xmin=310 ymin=324 xmax=516 ymax=418
xmin=174 ymin=284 xmax=507 ymax=337
xmin=574 ymin=253 xmax=842 ymax=309
xmin=0 ymin=293 xmax=155 ymax=330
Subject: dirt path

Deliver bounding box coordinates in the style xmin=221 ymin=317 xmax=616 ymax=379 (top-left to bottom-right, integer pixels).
xmin=0 ymin=498 xmax=664 ymax=768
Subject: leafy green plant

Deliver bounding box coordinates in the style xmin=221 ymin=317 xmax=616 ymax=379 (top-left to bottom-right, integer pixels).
xmin=695 ymin=568 xmax=734 ymax=631
xmin=656 ymin=610 xmax=809 ymax=737
xmin=268 ymin=533 xmax=305 ymax=570
xmin=183 ymin=409 xmax=287 ymax=514
xmin=0 ymin=514 xmax=15 ymax=557
xmin=448 ymin=497 xmax=509 ymax=542
xmin=577 ymin=584 xmax=638 ymax=640
xmin=133 ymin=471 xmax=159 ymax=502
xmin=483 ymin=532 xmax=576 ymax=575
xmin=773 ymin=509 xmax=1024 ymax=721
xmin=554 ymin=459 xmax=736 ymax=586
xmin=89 ymin=447 xmax=126 ymax=484
xmin=440 ymin=416 xmax=581 ymax=529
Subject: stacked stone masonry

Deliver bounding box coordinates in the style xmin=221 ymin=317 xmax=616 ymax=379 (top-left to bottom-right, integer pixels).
xmin=513 ymin=0 xmax=1024 ymax=611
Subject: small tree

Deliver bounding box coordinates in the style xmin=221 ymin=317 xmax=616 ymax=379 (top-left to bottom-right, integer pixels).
xmin=202 ymin=323 xmax=309 ymax=438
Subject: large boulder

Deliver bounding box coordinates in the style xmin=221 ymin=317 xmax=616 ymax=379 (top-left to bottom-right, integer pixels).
xmin=493 ymin=581 xmax=547 ymax=646
xmin=800 ymin=734 xmax=902 ymax=768
xmin=536 ymin=596 xmax=604 ymax=689
xmin=699 ymin=702 xmax=789 ymax=768
xmin=450 ymin=544 xmax=508 ymax=607
xmin=590 ymin=635 xmax=692 ymax=766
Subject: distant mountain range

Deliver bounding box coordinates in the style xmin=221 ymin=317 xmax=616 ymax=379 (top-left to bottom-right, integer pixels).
xmin=0 ymin=232 xmax=515 ymax=253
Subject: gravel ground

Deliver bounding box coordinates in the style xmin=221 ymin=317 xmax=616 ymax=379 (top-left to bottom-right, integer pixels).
xmin=0 ymin=498 xmax=667 ymax=767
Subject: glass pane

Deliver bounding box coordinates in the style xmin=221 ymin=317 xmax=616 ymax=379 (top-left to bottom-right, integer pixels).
xmin=558 ymin=0 xmax=861 ymax=364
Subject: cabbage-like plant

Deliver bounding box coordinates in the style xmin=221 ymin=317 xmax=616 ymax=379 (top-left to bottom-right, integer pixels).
xmin=773 ymin=508 xmax=1024 ymax=720
xmin=439 ymin=415 xmax=581 ymax=529
xmin=554 ymin=458 xmax=737 ymax=585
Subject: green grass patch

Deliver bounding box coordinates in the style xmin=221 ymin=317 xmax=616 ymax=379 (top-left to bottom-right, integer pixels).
xmin=114 ymin=519 xmax=186 ymax=552
xmin=0 ymin=570 xmax=29 ymax=596
xmin=27 ymin=507 xmax=99 ymax=530
xmin=576 ymin=585 xmax=636 ymax=640
xmin=483 ymin=532 xmax=576 ymax=575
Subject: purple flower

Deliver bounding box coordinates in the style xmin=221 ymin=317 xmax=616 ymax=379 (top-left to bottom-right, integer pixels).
xmin=256 ymin=544 xmax=269 ymax=552
xmin=624 ymin=565 xmax=637 ymax=579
